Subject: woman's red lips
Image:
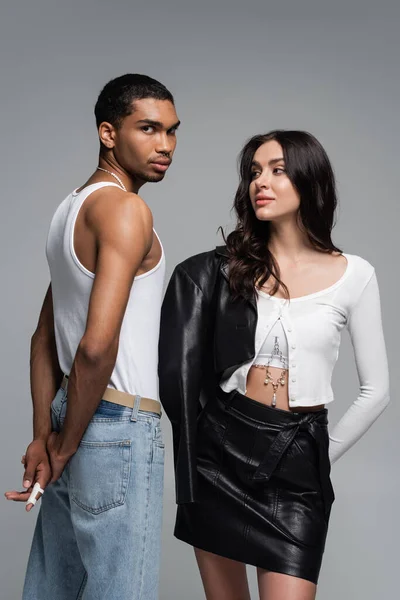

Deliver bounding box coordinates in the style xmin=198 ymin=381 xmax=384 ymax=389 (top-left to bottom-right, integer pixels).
xmin=255 ymin=194 xmax=274 ymax=201
xmin=255 ymin=195 xmax=275 ymax=205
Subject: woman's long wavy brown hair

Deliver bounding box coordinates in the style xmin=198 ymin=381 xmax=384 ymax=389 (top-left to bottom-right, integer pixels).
xmin=222 ymin=130 xmax=342 ymax=301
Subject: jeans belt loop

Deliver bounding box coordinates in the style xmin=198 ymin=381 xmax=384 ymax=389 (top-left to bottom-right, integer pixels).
xmin=130 ymin=394 xmax=142 ymax=422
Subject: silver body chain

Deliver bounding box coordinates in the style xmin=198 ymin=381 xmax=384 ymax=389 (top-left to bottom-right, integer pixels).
xmin=253 ymin=335 xmax=288 ymax=408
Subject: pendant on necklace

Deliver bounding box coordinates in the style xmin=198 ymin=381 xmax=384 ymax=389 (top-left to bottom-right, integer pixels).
xmin=271 ymin=392 xmax=277 ymax=408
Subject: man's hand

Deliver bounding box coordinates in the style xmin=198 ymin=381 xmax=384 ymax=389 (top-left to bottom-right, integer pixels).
xmin=47 ymin=432 xmax=76 ymax=483
xmin=4 ymin=439 xmax=52 ymax=511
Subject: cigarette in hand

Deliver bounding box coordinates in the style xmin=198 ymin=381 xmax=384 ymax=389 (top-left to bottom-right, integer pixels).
xmin=26 ymin=482 xmax=45 ymax=508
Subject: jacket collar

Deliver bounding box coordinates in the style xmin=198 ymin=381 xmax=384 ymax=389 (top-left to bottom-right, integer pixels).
xmin=215 ymin=245 xmax=229 ymax=280
xmin=215 ymin=245 xmax=229 ymax=258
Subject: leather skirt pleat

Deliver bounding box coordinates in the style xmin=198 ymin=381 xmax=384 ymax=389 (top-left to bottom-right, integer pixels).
xmin=174 ymin=388 xmax=335 ymax=584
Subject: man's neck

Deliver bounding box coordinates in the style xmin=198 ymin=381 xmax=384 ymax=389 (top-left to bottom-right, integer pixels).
xmin=97 ymin=158 xmax=144 ymax=194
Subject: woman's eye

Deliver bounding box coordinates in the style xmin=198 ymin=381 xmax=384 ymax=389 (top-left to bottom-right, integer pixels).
xmin=251 ymin=171 xmax=260 ymax=179
xmin=274 ymin=167 xmax=285 ymax=174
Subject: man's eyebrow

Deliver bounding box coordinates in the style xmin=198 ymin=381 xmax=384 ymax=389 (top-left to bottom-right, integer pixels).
xmin=171 ymin=120 xmax=181 ymax=130
xmin=136 ymin=119 xmax=181 ymax=130
xmin=136 ymin=119 xmax=163 ymax=127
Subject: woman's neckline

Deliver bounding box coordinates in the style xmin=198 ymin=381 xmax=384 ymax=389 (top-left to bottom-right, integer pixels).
xmin=257 ymin=253 xmax=352 ymax=303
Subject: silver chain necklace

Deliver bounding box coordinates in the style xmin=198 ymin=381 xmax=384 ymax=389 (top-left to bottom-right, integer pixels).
xmin=96 ymin=167 xmax=127 ymax=192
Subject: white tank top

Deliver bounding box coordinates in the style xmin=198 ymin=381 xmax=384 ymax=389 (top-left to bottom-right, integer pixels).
xmin=46 ymin=182 xmax=166 ymax=400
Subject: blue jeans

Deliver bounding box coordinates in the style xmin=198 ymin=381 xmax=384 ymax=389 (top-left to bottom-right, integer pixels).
xmin=22 ymin=387 xmax=165 ymax=600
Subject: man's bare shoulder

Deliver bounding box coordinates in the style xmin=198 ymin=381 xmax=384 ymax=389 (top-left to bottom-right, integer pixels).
xmin=85 ymin=187 xmax=153 ymax=242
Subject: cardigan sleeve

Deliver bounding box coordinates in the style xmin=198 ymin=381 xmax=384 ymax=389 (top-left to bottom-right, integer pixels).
xmin=329 ymin=270 xmax=390 ymax=463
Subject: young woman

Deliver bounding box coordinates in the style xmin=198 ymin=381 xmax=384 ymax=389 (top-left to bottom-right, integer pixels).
xmin=158 ymin=130 xmax=390 ymax=600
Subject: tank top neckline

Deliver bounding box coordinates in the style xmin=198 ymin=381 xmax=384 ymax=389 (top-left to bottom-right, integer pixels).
xmin=72 ymin=181 xmax=123 ymax=196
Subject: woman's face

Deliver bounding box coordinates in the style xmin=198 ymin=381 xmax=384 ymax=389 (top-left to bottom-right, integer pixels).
xmin=249 ymin=140 xmax=300 ymax=222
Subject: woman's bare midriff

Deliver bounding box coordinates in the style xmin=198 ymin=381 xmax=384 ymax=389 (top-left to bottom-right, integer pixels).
xmin=245 ymin=366 xmax=324 ymax=413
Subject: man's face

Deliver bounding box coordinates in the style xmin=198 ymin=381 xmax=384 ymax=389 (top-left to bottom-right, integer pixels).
xmin=110 ymin=98 xmax=180 ymax=182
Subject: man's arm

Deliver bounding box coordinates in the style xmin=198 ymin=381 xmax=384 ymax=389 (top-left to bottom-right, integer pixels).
xmin=30 ymin=285 xmax=63 ymax=442
xmin=5 ymin=284 xmax=63 ymax=509
xmin=47 ymin=192 xmax=153 ymax=481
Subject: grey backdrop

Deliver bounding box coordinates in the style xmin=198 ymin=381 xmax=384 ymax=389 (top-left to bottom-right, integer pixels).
xmin=1 ymin=1 xmax=399 ymax=598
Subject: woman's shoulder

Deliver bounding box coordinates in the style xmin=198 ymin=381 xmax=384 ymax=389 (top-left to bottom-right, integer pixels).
xmin=177 ymin=245 xmax=227 ymax=273
xmin=173 ymin=245 xmax=228 ymax=294
xmin=344 ymin=252 xmax=375 ymax=279
xmin=341 ymin=253 xmax=377 ymax=305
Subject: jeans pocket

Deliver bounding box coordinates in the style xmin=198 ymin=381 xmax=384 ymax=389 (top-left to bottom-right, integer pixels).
xmin=69 ymin=440 xmax=131 ymax=514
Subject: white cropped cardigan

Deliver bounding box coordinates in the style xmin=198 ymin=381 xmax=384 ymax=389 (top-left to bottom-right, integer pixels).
xmin=221 ymin=254 xmax=390 ymax=463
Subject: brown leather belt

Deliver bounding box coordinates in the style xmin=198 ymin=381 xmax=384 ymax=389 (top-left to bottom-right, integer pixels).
xmin=61 ymin=375 xmax=161 ymax=416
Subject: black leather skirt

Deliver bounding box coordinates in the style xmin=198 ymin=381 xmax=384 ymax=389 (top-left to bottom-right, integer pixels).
xmin=175 ymin=388 xmax=335 ymax=584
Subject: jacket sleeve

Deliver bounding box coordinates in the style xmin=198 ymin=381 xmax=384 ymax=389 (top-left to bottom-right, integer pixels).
xmin=158 ymin=264 xmax=211 ymax=503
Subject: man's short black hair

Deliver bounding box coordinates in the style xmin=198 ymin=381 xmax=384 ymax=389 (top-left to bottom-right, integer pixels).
xmin=94 ymin=73 xmax=174 ymax=129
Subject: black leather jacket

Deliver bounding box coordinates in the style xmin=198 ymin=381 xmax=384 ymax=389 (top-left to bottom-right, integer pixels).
xmin=158 ymin=245 xmax=258 ymax=504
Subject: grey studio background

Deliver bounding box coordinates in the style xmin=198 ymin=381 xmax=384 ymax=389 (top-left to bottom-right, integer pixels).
xmin=1 ymin=1 xmax=399 ymax=599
